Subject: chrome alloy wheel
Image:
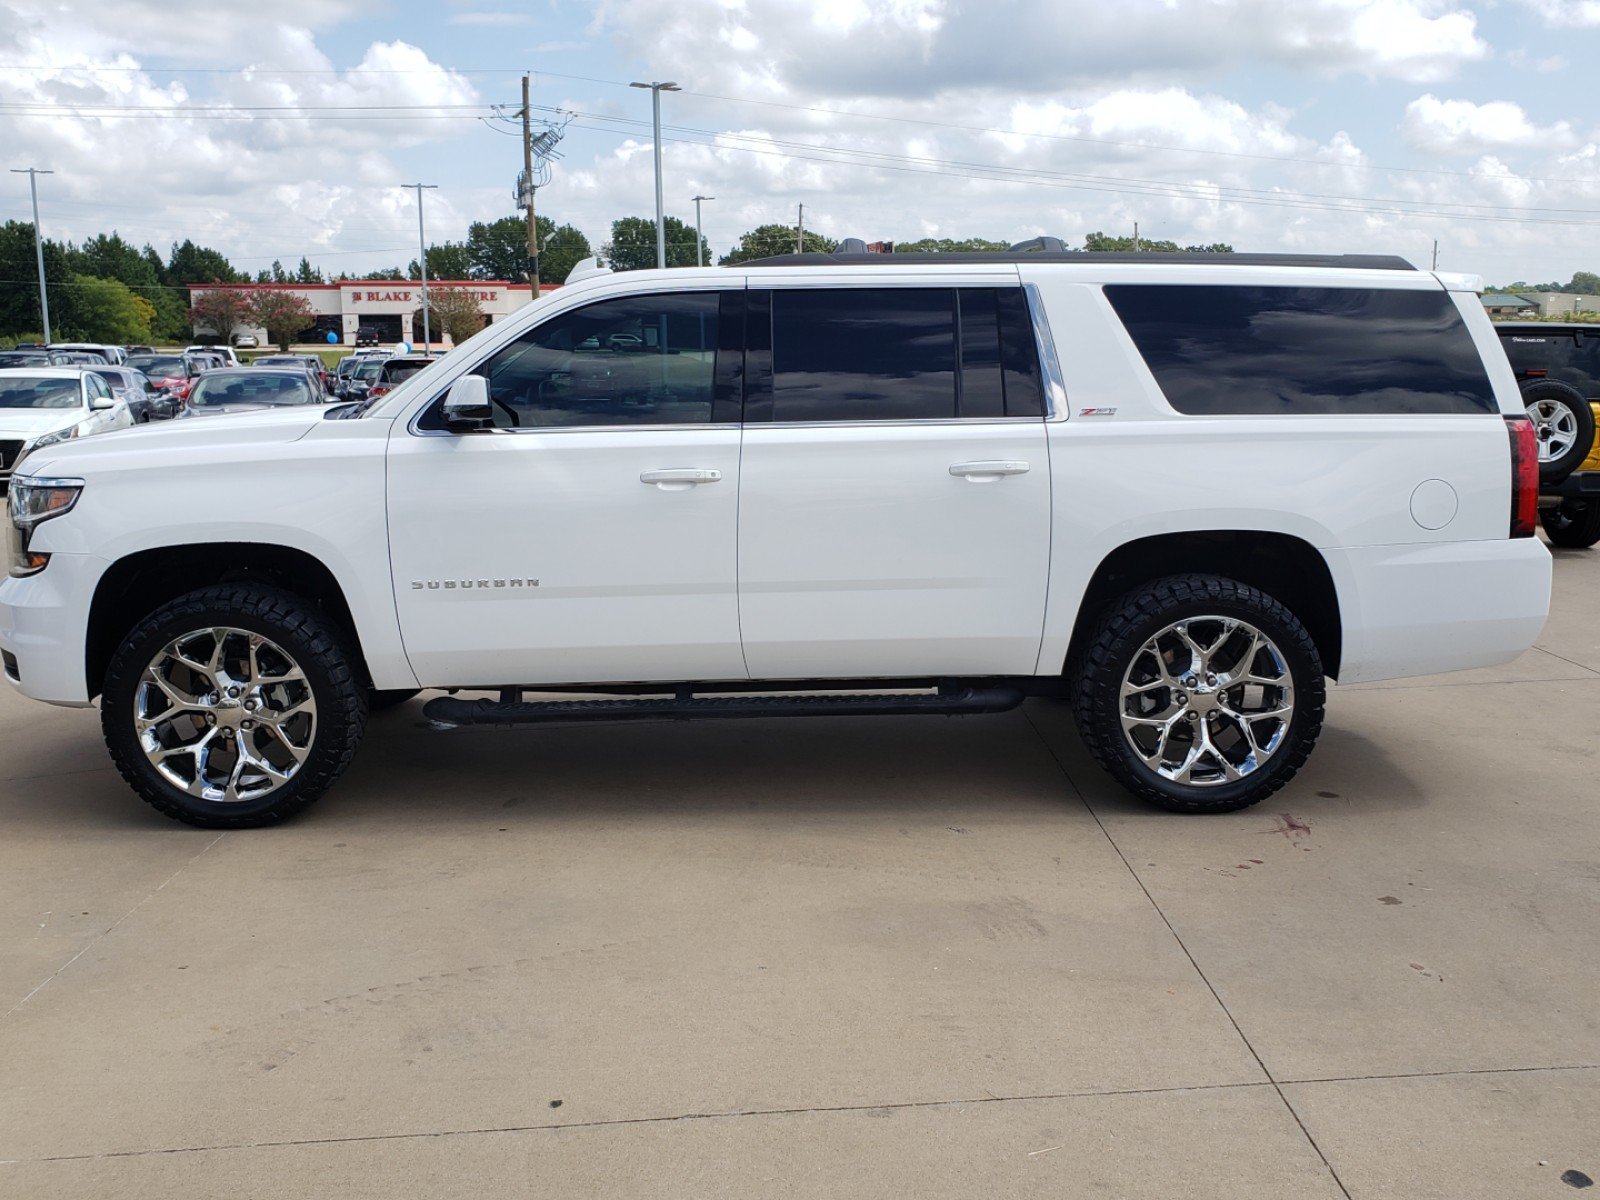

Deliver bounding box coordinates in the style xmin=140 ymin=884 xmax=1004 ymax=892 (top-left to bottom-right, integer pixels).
xmin=134 ymin=627 xmax=317 ymax=804
xmin=1528 ymin=397 xmax=1579 ymax=463
xmin=1119 ymin=616 xmax=1295 ymax=787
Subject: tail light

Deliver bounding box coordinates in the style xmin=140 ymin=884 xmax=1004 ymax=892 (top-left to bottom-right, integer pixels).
xmin=1506 ymin=415 xmax=1539 ymax=538
xmin=369 ymin=385 xmax=389 ymax=397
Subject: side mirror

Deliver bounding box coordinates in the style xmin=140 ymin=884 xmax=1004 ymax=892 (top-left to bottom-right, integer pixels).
xmin=441 ymin=374 xmax=494 ymax=432
xmin=90 ymin=393 xmax=116 ymax=411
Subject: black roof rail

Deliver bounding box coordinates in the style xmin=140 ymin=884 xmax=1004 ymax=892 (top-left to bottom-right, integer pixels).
xmin=742 ymin=251 xmax=1419 ymax=270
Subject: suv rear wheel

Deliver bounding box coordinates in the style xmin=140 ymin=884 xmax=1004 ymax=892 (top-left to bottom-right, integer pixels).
xmin=1521 ymin=379 xmax=1595 ymax=484
xmin=1073 ymin=574 xmax=1325 ymax=813
xmin=101 ymin=585 xmax=368 ymax=827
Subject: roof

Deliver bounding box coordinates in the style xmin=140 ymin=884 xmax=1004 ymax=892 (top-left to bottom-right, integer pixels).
xmin=1480 ymin=294 xmax=1538 ymax=308
xmin=743 ymin=251 xmax=1419 ymax=270
xmin=1493 ymin=321 xmax=1597 ymax=333
xmin=0 ymin=367 xmax=87 ymax=378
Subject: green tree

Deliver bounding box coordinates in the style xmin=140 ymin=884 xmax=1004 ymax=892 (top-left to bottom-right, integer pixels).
xmin=189 ymin=286 xmax=257 ymax=344
xmin=294 ymin=256 xmax=324 ymax=284
xmin=168 ymin=239 xmax=241 ymax=284
xmin=423 ymin=286 xmax=487 ymax=344
xmin=1083 ymin=230 xmax=1233 ymax=253
xmin=248 ymin=290 xmax=318 ymax=350
xmin=719 ymin=223 xmax=835 ymax=265
xmin=0 ymin=221 xmax=73 ymax=338
xmin=64 ymin=275 xmax=152 ymax=342
xmin=360 ymin=267 xmax=408 ymax=281
xmin=409 ymin=242 xmax=474 ymax=281
xmin=466 ymin=214 xmax=538 ymax=282
xmin=1567 ymin=271 xmax=1600 ymax=294
xmin=894 ymin=237 xmax=1009 ymax=253
xmin=539 ymin=223 xmax=592 ymax=284
xmin=605 ymin=215 xmax=709 ymax=270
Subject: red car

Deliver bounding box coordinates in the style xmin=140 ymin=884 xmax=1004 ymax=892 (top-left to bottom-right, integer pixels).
xmin=123 ymin=354 xmax=207 ymax=405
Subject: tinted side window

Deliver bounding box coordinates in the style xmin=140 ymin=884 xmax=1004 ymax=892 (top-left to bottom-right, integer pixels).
xmin=1499 ymin=332 xmax=1579 ymax=392
xmin=770 ymin=288 xmax=956 ymax=422
xmin=438 ymin=291 xmax=724 ymax=429
xmin=757 ymin=286 xmax=1045 ymax=423
xmin=1106 ymin=285 xmax=1498 ymax=415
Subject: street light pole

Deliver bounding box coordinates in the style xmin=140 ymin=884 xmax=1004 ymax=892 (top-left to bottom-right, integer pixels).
xmin=630 ymin=81 xmax=680 ymax=269
xmin=691 ymin=194 xmax=714 ymax=267
xmin=10 ymin=168 xmax=55 ymax=342
xmin=405 ymin=182 xmax=438 ymax=349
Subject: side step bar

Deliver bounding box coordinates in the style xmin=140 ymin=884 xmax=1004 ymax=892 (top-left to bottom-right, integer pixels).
xmin=422 ymin=686 xmax=1025 ymax=729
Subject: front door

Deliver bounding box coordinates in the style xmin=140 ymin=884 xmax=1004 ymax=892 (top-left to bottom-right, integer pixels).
xmin=387 ymin=287 xmax=748 ymax=688
xmin=737 ymin=285 xmax=1053 ymax=679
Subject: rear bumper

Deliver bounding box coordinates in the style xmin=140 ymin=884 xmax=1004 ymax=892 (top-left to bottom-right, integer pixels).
xmin=1326 ymin=538 xmax=1551 ymax=684
xmin=1542 ymin=469 xmax=1600 ymax=501
xmin=0 ymin=552 xmax=106 ymax=707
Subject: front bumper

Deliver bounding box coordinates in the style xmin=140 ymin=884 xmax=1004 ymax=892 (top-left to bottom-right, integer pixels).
xmin=1326 ymin=537 xmax=1551 ymax=684
xmin=0 ymin=552 xmax=108 ymax=707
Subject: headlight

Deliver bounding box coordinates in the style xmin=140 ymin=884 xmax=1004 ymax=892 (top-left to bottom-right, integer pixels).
xmin=27 ymin=423 xmax=87 ymax=453
xmin=7 ymin=477 xmax=84 ymax=578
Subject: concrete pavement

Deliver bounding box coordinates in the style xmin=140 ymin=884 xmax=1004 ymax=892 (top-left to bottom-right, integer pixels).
xmin=1 ymin=544 xmax=1597 ymax=1198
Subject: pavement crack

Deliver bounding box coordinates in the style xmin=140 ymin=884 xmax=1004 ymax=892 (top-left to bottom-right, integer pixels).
xmin=1021 ymin=707 xmax=1355 ymax=1200
xmin=2 ymin=832 xmax=226 ymax=1023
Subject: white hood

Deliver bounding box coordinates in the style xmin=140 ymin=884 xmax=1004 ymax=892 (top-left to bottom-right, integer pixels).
xmin=0 ymin=408 xmax=82 ymax=438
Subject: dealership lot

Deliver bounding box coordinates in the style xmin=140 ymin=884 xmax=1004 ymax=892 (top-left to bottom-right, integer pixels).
xmin=0 ymin=546 xmax=1594 ymax=1198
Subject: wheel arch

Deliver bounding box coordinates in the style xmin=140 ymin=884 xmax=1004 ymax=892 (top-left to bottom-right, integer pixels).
xmin=85 ymin=542 xmax=370 ymax=699
xmin=1065 ymin=530 xmax=1343 ymax=681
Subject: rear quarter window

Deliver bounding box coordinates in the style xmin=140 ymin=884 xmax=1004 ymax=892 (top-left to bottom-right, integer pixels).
xmin=1105 ymin=284 xmax=1498 ymax=416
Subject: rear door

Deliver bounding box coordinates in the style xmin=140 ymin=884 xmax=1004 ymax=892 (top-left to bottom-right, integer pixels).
xmin=737 ymin=282 xmax=1052 ymax=679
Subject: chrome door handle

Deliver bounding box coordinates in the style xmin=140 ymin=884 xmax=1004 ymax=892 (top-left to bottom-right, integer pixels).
xmin=949 ymin=460 xmax=1030 ymax=481
xmin=640 ymin=468 xmax=722 ymax=490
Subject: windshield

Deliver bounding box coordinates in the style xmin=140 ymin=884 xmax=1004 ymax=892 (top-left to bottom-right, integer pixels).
xmin=0 ymin=377 xmax=83 ymax=409
xmin=0 ymin=353 xmax=49 ymax=368
xmin=126 ymin=355 xmax=188 ymax=377
xmin=353 ymin=359 xmax=384 ymax=382
xmin=188 ymin=373 xmax=315 ymax=408
xmin=382 ymin=360 xmax=430 ymax=385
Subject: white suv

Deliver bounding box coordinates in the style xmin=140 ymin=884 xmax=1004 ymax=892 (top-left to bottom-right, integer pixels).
xmin=0 ymin=252 xmax=1551 ymax=826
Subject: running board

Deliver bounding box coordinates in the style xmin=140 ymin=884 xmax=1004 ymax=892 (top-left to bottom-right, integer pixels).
xmin=422 ymin=686 xmax=1025 ymax=729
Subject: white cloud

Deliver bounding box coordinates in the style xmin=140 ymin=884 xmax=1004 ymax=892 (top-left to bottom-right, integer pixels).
xmin=1515 ymin=0 xmax=1600 ymax=27
xmin=594 ymin=0 xmax=1489 ymax=93
xmin=1401 ymin=95 xmax=1575 ymax=154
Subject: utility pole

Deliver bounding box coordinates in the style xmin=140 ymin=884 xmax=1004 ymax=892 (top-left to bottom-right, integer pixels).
xmin=521 ymin=75 xmax=539 ymax=290
xmin=405 ymin=183 xmax=438 ymax=349
xmin=797 ymin=203 xmax=804 ymax=253
xmin=691 ymin=194 xmax=713 ymax=266
xmin=1431 ymin=239 xmax=1439 ymax=271
xmin=10 ymin=168 xmax=54 ymax=342
xmin=1133 ymin=221 xmax=1140 ymax=253
xmin=629 ymin=81 xmax=680 ymax=269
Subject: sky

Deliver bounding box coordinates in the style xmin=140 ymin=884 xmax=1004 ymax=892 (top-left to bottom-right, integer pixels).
xmin=3 ymin=0 xmax=1600 ymax=285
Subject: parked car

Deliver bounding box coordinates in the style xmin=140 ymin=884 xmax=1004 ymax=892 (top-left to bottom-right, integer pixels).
xmin=338 ymin=355 xmax=386 ymax=402
xmin=1494 ymin=322 xmax=1600 ymax=547
xmin=356 ymin=325 xmax=381 ymax=346
xmin=0 ymin=251 xmax=1552 ymax=827
xmin=0 ymin=352 xmax=53 ymax=369
xmin=51 ymin=351 xmax=109 ymax=365
xmin=124 ymin=345 xmax=156 ymax=357
xmin=47 ymin=342 xmax=126 ymax=365
xmin=123 ymin=354 xmax=207 ymax=406
xmin=233 ymin=335 xmax=259 ymax=350
xmin=250 ymin=355 xmax=330 ymax=399
xmin=180 ymin=367 xmax=325 ymax=418
xmin=87 ymin=367 xmax=180 ymax=423
xmin=367 ymin=354 xmax=435 ymax=399
xmin=0 ymin=367 xmax=133 ymax=495
xmin=186 ymin=345 xmax=243 ymax=368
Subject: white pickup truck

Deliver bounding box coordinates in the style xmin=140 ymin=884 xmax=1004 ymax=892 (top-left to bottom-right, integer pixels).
xmin=0 ymin=251 xmax=1552 ymax=826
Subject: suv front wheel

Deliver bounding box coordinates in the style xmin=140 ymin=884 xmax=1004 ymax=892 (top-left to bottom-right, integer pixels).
xmin=1073 ymin=574 xmax=1326 ymax=813
xmin=101 ymin=585 xmax=368 ymax=827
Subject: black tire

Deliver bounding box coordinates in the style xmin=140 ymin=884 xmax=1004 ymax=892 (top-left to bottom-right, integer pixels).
xmin=1521 ymin=380 xmax=1595 ymax=485
xmin=101 ymin=585 xmax=368 ymax=828
xmin=1541 ymin=497 xmax=1600 ymax=548
xmin=1072 ymin=574 xmax=1326 ymax=814
xmin=369 ymin=688 xmax=420 ymax=712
